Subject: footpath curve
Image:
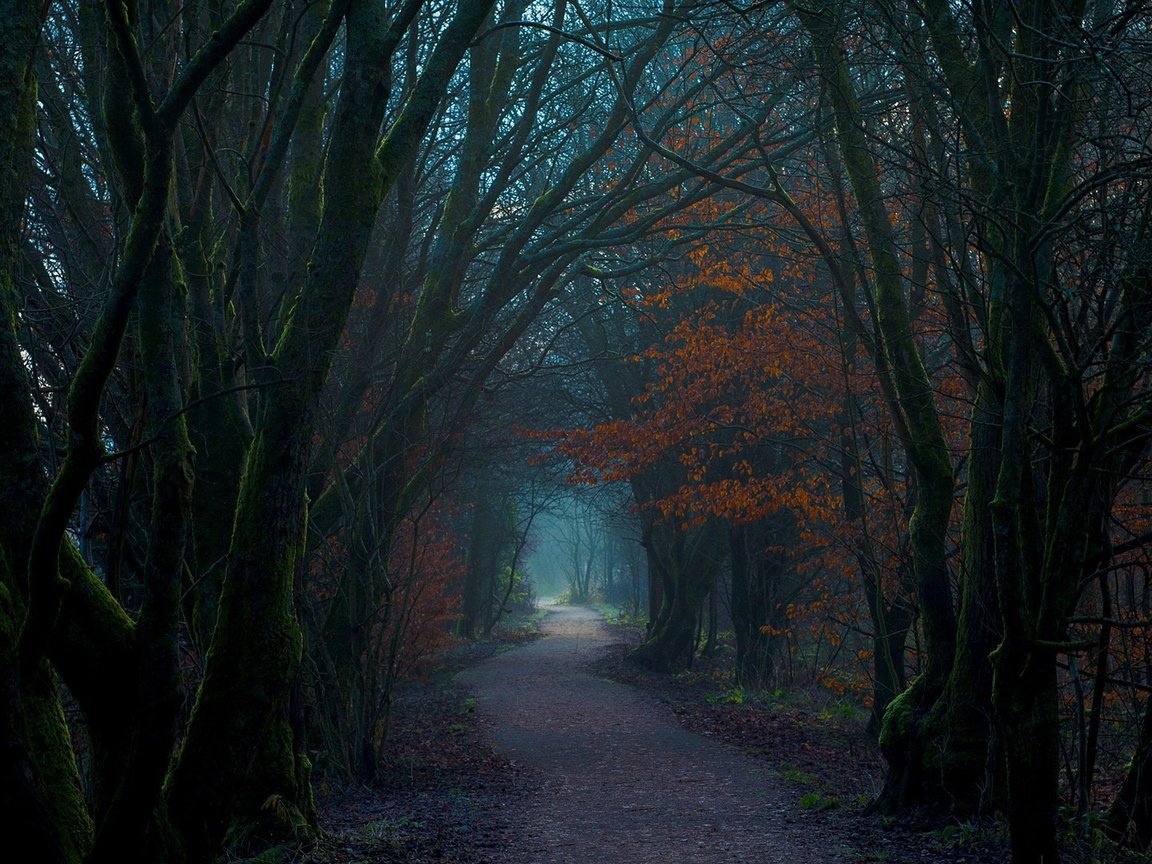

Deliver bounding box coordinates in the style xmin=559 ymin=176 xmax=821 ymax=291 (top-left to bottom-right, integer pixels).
xmin=457 ymin=605 xmax=848 ymax=863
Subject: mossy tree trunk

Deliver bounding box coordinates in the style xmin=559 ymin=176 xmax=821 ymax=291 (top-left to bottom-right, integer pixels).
xmin=165 ymin=0 xmax=395 ymax=844
xmin=0 ymin=6 xmax=93 ymax=862
xmin=915 ymin=2 xmax=1151 ymax=857
xmin=898 ymin=34 xmax=1003 ymax=803
xmin=166 ymin=0 xmax=498 ymax=857
xmin=729 ymin=519 xmax=790 ymax=689
xmin=988 ymin=267 xmax=1056 ymax=861
xmin=895 ymin=28 xmax=1002 ymax=802
xmin=629 ymin=519 xmax=722 ymax=672
xmin=794 ymin=0 xmax=959 ymax=810
xmin=932 ymin=382 xmax=1004 ymax=810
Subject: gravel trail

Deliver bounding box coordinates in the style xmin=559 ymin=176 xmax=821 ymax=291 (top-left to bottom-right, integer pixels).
xmin=458 ymin=605 xmax=849 ymax=863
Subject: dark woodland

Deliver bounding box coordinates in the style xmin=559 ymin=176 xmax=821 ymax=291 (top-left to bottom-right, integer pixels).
xmin=2 ymin=1 xmax=1152 ymax=863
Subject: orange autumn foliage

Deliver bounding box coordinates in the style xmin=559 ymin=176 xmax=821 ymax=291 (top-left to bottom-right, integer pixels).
xmin=544 ymin=254 xmax=917 ymax=698
xmin=382 ymin=504 xmax=466 ymax=677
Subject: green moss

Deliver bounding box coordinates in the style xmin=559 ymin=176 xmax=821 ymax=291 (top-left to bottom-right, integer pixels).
xmin=2 ymin=586 xmax=93 ymax=863
xmin=878 ymin=685 xmax=917 ymax=752
xmin=799 ymin=791 xmax=842 ymax=811
xmin=294 ymin=752 xmax=316 ymax=829
xmin=780 ymin=763 xmax=820 ymax=786
xmin=287 ymin=92 xmax=325 ymax=224
xmin=15 ymin=640 xmax=94 ymax=863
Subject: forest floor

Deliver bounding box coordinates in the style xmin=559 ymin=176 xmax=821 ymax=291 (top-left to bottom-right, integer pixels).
xmin=297 ymin=605 xmax=1014 ymax=864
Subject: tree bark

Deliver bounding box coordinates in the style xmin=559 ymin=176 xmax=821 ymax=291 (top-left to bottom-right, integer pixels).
xmin=630 ymin=520 xmax=721 ymax=672
xmin=167 ymin=1 xmax=497 ymax=856
xmin=932 ymin=381 xmax=1003 ymax=810
xmin=729 ymin=521 xmax=787 ymax=689
xmin=0 ymin=5 xmax=92 ymax=861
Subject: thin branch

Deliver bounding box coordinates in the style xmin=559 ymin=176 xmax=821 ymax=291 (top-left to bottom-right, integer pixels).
xmin=472 ymin=20 xmax=623 ymax=60
xmin=102 ymin=375 xmax=288 ymax=463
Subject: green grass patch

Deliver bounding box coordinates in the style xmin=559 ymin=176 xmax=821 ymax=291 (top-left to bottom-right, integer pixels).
xmin=779 ymin=763 xmax=820 ymax=786
xmin=799 ymin=791 xmax=841 ymax=811
xmin=705 ymin=686 xmax=747 ymax=706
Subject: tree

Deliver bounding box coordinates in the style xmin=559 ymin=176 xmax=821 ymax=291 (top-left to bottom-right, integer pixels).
xmin=166 ymin=2 xmax=498 ymax=853
xmin=4 ymin=0 xmax=498 ymax=858
xmin=0 ymin=5 xmax=93 ymax=863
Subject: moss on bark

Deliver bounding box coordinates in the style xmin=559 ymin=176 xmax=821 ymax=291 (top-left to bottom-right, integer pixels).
xmin=629 ymin=521 xmax=721 ymax=672
xmin=0 ymin=583 xmax=92 ymax=864
xmin=0 ymin=7 xmax=93 ymax=860
xmin=168 ymin=428 xmax=311 ymax=861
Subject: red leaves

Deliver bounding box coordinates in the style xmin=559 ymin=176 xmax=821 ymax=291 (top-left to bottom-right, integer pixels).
xmin=548 ymin=290 xmax=850 ymax=533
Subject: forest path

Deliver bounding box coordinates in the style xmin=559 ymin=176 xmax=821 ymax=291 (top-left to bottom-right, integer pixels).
xmin=457 ymin=605 xmax=848 ymax=863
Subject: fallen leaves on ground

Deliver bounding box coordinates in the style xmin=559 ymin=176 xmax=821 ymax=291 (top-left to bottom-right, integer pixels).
xmin=298 ymin=613 xmax=1018 ymax=864
xmin=296 ymin=634 xmax=534 ymax=864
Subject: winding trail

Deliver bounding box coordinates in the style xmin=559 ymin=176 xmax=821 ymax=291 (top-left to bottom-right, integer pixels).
xmin=457 ymin=605 xmax=848 ymax=863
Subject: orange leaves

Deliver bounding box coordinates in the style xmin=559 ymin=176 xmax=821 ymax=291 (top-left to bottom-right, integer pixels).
xmin=382 ymin=506 xmax=467 ymax=678
xmin=654 ymin=472 xmax=839 ymax=530
xmin=544 ymin=284 xmax=854 ymax=533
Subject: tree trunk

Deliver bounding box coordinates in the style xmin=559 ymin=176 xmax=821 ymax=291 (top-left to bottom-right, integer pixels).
xmin=167 ymin=424 xmax=314 ymax=860
xmin=1106 ymin=693 xmax=1152 ymax=850
xmin=993 ymin=640 xmax=1062 ymax=864
xmin=988 ymin=251 xmax=1059 ymax=863
xmin=461 ymin=494 xmax=500 ymax=639
xmin=88 ymin=234 xmax=193 ymax=864
xmin=0 ymin=5 xmax=92 ymax=860
xmin=796 ymin=2 xmax=958 ymax=812
xmin=729 ymin=522 xmax=786 ymax=689
xmin=932 ymin=382 xmax=1003 ymax=809
xmin=630 ymin=521 xmax=720 ymax=672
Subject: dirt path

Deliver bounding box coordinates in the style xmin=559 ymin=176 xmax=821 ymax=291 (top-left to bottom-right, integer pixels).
xmin=457 ymin=605 xmax=850 ymax=863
